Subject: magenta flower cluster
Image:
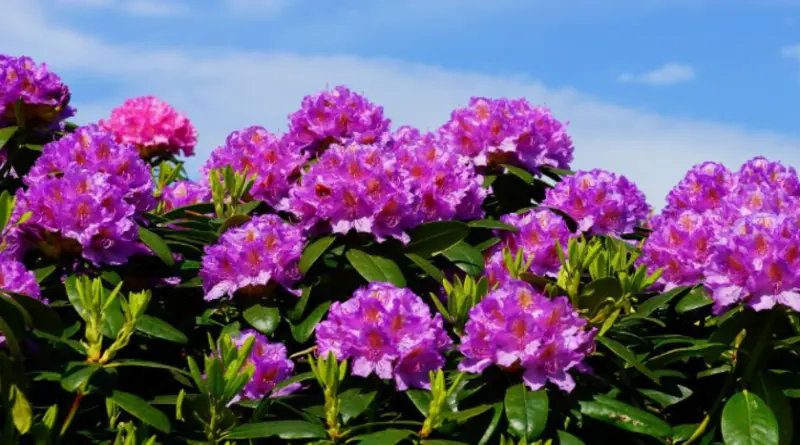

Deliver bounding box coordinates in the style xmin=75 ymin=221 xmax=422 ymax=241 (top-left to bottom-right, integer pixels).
xmin=315 ymin=282 xmax=452 ymax=391
xmin=458 ymin=280 xmax=596 ymax=392
xmin=437 ymin=97 xmax=574 ymax=173
xmin=100 ymin=96 xmax=197 ymax=159
xmin=0 ymin=258 xmax=41 ymax=299
xmin=200 ymin=215 xmax=306 ymax=301
xmin=0 ymin=55 xmax=74 ymax=128
xmin=230 ymin=330 xmax=300 ymax=402
xmin=286 ymin=86 xmax=391 ymax=155
xmin=203 ymin=126 xmax=306 ymax=208
xmin=161 ymin=180 xmax=210 ymax=212
xmin=542 ymin=168 xmax=650 ymax=236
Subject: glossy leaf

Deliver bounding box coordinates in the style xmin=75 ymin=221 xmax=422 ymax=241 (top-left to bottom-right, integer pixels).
xmin=441 ymin=241 xmax=484 ymax=276
xmin=346 ymin=249 xmax=406 ymax=287
xmin=339 ymin=388 xmax=377 ymax=424
xmin=138 ymin=227 xmax=175 ymax=267
xmin=299 ymin=236 xmax=336 ymax=274
xmin=110 ymin=390 xmax=171 ymax=433
xmin=579 ymin=396 xmax=672 ymax=437
xmin=407 ymin=221 xmax=470 ymax=257
xmin=504 ymin=383 xmax=548 ymax=441
xmin=721 ymin=391 xmax=779 ymax=445
xmin=355 ymin=429 xmax=414 ymax=445
xmin=225 ymin=421 xmax=326 ymax=439
xmin=243 ymin=304 xmax=281 ymax=335
xmin=467 ymin=219 xmax=519 ymax=232
xmin=136 ymin=315 xmax=188 ymax=344
xmin=289 ymin=301 xmax=331 ymax=344
xmin=596 ymin=336 xmax=660 ymax=384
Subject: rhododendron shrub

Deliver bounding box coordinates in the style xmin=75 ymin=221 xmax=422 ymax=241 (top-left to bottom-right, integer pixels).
xmin=0 ymin=53 xmax=797 ymax=445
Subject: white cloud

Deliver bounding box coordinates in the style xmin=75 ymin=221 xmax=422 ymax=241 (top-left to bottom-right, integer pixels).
xmin=5 ymin=0 xmax=800 ymax=209
xmin=617 ymin=63 xmax=696 ymax=86
xmin=56 ymin=0 xmax=185 ymax=16
xmin=782 ymin=43 xmax=800 ymax=60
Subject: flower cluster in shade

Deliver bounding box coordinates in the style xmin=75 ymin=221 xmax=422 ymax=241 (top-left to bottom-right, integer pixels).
xmin=199 ymin=215 xmax=306 ymax=301
xmin=161 ymin=180 xmax=210 ymax=212
xmin=437 ymin=97 xmax=573 ymax=173
xmin=230 ymin=330 xmax=300 ymax=402
xmin=0 ymin=258 xmax=42 ymax=345
xmin=458 ymin=280 xmax=596 ymax=392
xmin=12 ymin=126 xmax=154 ymax=265
xmin=203 ymin=126 xmax=306 ymax=208
xmin=99 ymin=96 xmax=197 ymax=159
xmin=484 ymin=209 xmax=572 ymax=287
xmin=282 ymin=130 xmax=485 ymax=243
xmin=285 ymin=86 xmax=390 ymax=155
xmin=542 ymin=169 xmax=650 ymax=236
xmin=641 ymin=157 xmax=800 ymax=313
xmin=0 ymin=54 xmax=74 ymax=128
xmin=315 ymin=282 xmax=452 ymax=391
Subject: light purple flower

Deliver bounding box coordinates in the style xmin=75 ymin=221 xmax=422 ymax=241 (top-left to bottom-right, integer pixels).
xmin=459 ymin=280 xmax=595 ymax=392
xmin=230 ymin=330 xmax=300 ymax=401
xmin=0 ymin=54 xmax=74 ymax=128
xmin=663 ymin=162 xmax=735 ymax=217
xmin=161 ymin=180 xmax=210 ymax=212
xmin=315 ymin=282 xmax=452 ymax=390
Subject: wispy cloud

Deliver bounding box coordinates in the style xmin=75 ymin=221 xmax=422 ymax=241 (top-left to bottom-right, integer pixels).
xmin=225 ymin=0 xmax=290 ymax=16
xmin=782 ymin=43 xmax=800 ymax=60
xmin=57 ymin=0 xmax=185 ymax=16
xmin=617 ymin=63 xmax=696 ymax=86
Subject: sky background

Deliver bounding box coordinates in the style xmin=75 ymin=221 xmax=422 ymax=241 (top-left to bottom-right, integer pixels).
xmin=3 ymin=0 xmax=800 ymax=207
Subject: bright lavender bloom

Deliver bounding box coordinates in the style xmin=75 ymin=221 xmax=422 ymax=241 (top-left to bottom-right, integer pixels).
xmin=161 ymin=180 xmax=211 ymax=212
xmin=705 ymin=213 xmax=800 ymax=314
xmin=286 ymin=86 xmax=391 ymax=155
xmin=230 ymin=330 xmax=300 ymax=401
xmin=663 ymin=162 xmax=734 ymax=217
xmin=282 ymin=142 xmax=415 ymax=243
xmin=438 ymin=97 xmax=573 ymax=173
xmin=736 ymin=156 xmax=800 ymax=196
xmin=316 ymin=282 xmax=452 ymax=391
xmin=203 ymin=126 xmax=306 ymax=208
xmin=0 ymin=55 xmax=75 ymax=128
xmin=26 ymin=125 xmax=155 ymax=213
xmin=200 ymin=215 xmax=306 ymax=301
xmin=542 ymin=169 xmax=650 ymax=236
xmin=459 ymin=280 xmax=595 ymax=392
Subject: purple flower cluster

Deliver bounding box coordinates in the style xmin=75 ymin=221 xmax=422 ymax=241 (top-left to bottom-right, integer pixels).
xmin=0 ymin=54 xmax=74 ymax=128
xmin=663 ymin=162 xmax=733 ymax=216
xmin=459 ymin=280 xmax=595 ymax=392
xmin=286 ymin=86 xmax=391 ymax=155
xmin=542 ymin=169 xmax=650 ymax=236
xmin=437 ymin=97 xmax=574 ymax=173
xmin=484 ymin=209 xmax=572 ymax=287
xmin=161 ymin=180 xmax=210 ymax=212
xmin=0 ymin=258 xmax=41 ymax=299
xmin=203 ymin=126 xmax=306 ymax=207
xmin=200 ymin=215 xmax=306 ymax=301
xmin=315 ymin=282 xmax=452 ymax=391
xmin=230 ymin=330 xmax=299 ymax=401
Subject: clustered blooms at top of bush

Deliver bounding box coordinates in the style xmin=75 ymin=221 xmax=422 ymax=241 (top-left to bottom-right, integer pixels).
xmin=0 ymin=54 xmax=74 ymax=128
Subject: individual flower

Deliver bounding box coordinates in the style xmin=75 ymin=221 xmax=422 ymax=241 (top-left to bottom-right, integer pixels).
xmin=26 ymin=124 xmax=155 ymax=213
xmin=230 ymin=330 xmax=300 ymax=401
xmin=541 ymin=169 xmax=650 ymax=236
xmin=203 ymin=126 xmax=306 ymax=207
xmin=161 ymin=180 xmax=211 ymax=212
xmin=99 ymin=96 xmax=197 ymax=159
xmin=437 ymin=97 xmax=573 ymax=173
xmin=285 ymin=86 xmax=391 ymax=155
xmin=15 ymin=172 xmax=141 ymax=266
xmin=705 ymin=213 xmax=800 ymax=314
xmin=458 ymin=280 xmax=595 ymax=392
xmin=200 ymin=215 xmax=306 ymax=301
xmin=315 ymin=282 xmax=452 ymax=391
xmin=0 ymin=54 xmax=75 ymax=128
xmin=663 ymin=162 xmax=734 ymax=217
xmin=282 ymin=142 xmax=415 ymax=243
xmin=639 ymin=211 xmax=716 ymax=290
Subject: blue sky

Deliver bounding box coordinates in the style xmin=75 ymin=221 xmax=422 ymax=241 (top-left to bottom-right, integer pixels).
xmin=4 ymin=0 xmax=800 ymax=206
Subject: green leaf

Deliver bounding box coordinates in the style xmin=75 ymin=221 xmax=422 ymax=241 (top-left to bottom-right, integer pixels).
xmin=504 ymin=383 xmax=548 ymax=441
xmin=579 ymin=396 xmax=672 ymax=437
xmin=288 ymin=286 xmax=312 ymax=321
xmin=339 ymin=388 xmax=377 ymax=424
xmin=441 ymin=241 xmax=484 ymax=276
xmin=645 ymin=342 xmax=729 ymax=369
xmin=596 ymin=336 xmax=660 ymax=385
xmin=107 ymin=359 xmax=192 ymax=378
xmin=407 ymin=221 xmax=470 ymax=257
xmin=442 ymin=404 xmax=493 ymax=423
xmin=355 ymin=429 xmax=414 ymax=445
xmin=502 ymin=164 xmax=535 ymax=184
xmin=405 ymin=253 xmax=445 ymax=283
xmin=138 ymin=226 xmax=175 ymax=266
xmin=61 ymin=364 xmax=101 ymax=392
xmin=722 ymin=390 xmax=779 ymax=445
xmin=225 ymin=421 xmax=326 ymax=439
xmin=637 ymin=286 xmax=691 ymax=317
xmin=11 ymin=385 xmax=32 ymax=434
xmin=136 ymin=315 xmax=188 ymax=344
xmin=752 ymin=374 xmax=793 ymax=445
xmin=110 ymin=390 xmax=171 ymax=433
xmin=161 ymin=202 xmax=215 ymax=221
xmin=406 ymin=390 xmax=433 ymax=416
xmin=290 ymin=302 xmax=331 ymax=344
xmin=638 ymin=385 xmax=693 ymax=408
xmin=467 ymin=219 xmax=519 ymax=232
xmin=3 ymin=291 xmax=62 ymax=335
xmin=346 ymin=249 xmax=406 ymax=287
xmin=33 ymin=265 xmax=57 ymax=283
xmin=0 ymin=126 xmax=17 ymax=148
xmin=557 ymin=430 xmax=586 ymax=445
xmin=299 ymin=236 xmax=336 ymax=274
xmin=243 ymin=304 xmax=281 ymax=335
xmin=676 ymin=290 xmax=713 ymax=313
xmin=477 ymin=403 xmax=504 ymax=445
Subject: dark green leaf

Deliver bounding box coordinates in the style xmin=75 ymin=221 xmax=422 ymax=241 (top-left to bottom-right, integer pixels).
xmin=597 ymin=336 xmax=660 ymax=384
xmin=61 ymin=364 xmax=101 ymax=392
xmin=406 ymin=390 xmax=433 ymax=416
xmin=442 ymin=404 xmax=493 ymax=423
xmin=290 ymin=302 xmax=331 ymax=344
xmin=108 ymin=360 xmax=192 ymax=378
xmin=0 ymin=126 xmax=17 ymax=148
xmin=288 ymin=286 xmax=312 ymax=321
xmin=474 ymin=237 xmax=501 ymax=252
xmin=3 ymin=291 xmax=62 ymax=335
xmin=339 ymin=388 xmax=377 ymax=424
xmin=110 ymin=390 xmax=171 ymax=433
xmin=638 ymin=385 xmax=693 ymax=408
xmin=243 ymin=305 xmax=281 ymax=335
xmin=637 ymin=286 xmax=691 ymax=317
xmin=161 ymin=202 xmax=215 ymax=221
xmin=354 ymin=429 xmax=414 ymax=445
xmin=405 ymin=253 xmax=445 ymax=283
xmin=272 ymin=372 xmax=315 ymax=395
xmin=441 ymin=241 xmax=484 ymax=276
xmin=557 ymin=430 xmax=586 ymax=445
xmin=136 ymin=315 xmax=188 ymax=344
xmin=579 ymin=396 xmax=672 ymax=437
xmin=646 ymin=342 xmax=729 ymax=369
xmin=225 ymin=421 xmax=326 ymax=439
xmin=407 ymin=221 xmax=470 ymax=257
xmin=721 ymin=390 xmax=779 ymax=445
xmin=477 ymin=403 xmax=504 ymax=445
xmin=752 ymin=374 xmax=793 ymax=445
xmin=346 ymin=249 xmax=406 ymax=287
xmin=33 ymin=265 xmax=56 ymax=283
xmin=502 ymin=164 xmax=535 ymax=184
xmin=467 ymin=219 xmax=519 ymax=232
xmin=504 ymin=383 xmax=548 ymax=441
xmin=138 ymin=227 xmax=175 ymax=266
xmin=299 ymin=236 xmax=336 ymax=274
xmin=676 ymin=290 xmax=713 ymax=313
